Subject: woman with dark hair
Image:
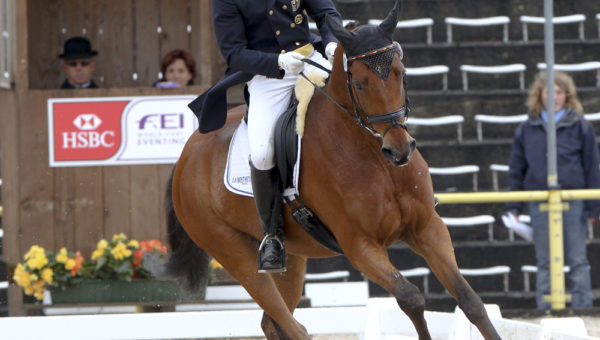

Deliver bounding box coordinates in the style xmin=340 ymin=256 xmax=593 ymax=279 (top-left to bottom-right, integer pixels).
xmin=155 ymin=49 xmax=197 ymax=88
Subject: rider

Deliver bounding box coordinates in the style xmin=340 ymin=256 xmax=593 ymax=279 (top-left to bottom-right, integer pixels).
xmin=189 ymin=1 xmax=342 ymax=273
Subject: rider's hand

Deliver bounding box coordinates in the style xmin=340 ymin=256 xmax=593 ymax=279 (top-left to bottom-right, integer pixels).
xmin=325 ymin=42 xmax=337 ymax=65
xmin=278 ymin=52 xmax=305 ymax=75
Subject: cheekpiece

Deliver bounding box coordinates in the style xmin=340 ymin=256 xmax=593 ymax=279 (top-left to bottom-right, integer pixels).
xmin=346 ymin=42 xmax=403 ymax=81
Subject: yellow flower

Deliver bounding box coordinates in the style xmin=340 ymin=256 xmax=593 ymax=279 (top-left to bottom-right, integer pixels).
xmin=210 ymin=259 xmax=223 ymax=269
xmin=30 ymin=274 xmax=38 ymax=282
xmin=56 ymin=247 xmax=68 ymax=263
xmin=97 ymin=239 xmax=109 ymax=250
xmin=41 ymin=268 xmax=54 ymax=284
xmin=91 ymin=249 xmax=105 ymax=260
xmin=111 ymin=243 xmax=132 ymax=260
xmin=112 ymin=233 xmax=127 ymax=242
xmin=127 ymin=240 xmax=139 ymax=249
xmin=24 ymin=286 xmax=35 ymax=295
xmin=13 ymin=264 xmax=31 ymax=287
xmin=34 ymin=290 xmax=45 ymax=300
xmin=64 ymin=258 xmax=76 ymax=270
xmin=24 ymin=245 xmax=45 ymax=260
xmin=26 ymin=254 xmax=48 ymax=270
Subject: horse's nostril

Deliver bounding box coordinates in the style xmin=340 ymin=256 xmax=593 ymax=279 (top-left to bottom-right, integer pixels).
xmin=410 ymin=139 xmax=416 ymax=150
xmin=381 ymin=147 xmax=394 ymax=160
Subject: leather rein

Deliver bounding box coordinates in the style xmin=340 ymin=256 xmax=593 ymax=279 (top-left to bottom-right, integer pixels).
xmin=300 ymin=51 xmax=409 ymax=138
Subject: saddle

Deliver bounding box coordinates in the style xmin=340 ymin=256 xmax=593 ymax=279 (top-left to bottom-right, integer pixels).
xmin=273 ymin=96 xmax=344 ymax=254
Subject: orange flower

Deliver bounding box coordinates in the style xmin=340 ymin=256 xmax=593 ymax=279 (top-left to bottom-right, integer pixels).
xmin=70 ymin=251 xmax=84 ymax=276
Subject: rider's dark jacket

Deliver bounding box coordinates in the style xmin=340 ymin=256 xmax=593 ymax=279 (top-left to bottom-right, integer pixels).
xmin=506 ymin=108 xmax=600 ymax=217
xmin=188 ymin=0 xmax=342 ymax=133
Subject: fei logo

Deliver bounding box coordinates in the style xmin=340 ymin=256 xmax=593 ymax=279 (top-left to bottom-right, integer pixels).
xmin=50 ymin=101 xmax=129 ymax=162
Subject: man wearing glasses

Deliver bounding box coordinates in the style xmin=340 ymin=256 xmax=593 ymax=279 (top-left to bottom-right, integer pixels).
xmin=59 ymin=37 xmax=98 ymax=89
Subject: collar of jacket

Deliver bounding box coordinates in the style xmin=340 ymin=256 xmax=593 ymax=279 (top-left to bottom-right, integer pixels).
xmin=527 ymin=108 xmax=580 ymax=128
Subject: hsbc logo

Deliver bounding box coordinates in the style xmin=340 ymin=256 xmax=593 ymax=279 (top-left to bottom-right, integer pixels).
xmin=73 ymin=113 xmax=102 ymax=130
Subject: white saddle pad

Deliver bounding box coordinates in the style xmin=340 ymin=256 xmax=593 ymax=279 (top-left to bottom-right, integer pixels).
xmin=224 ymin=119 xmax=301 ymax=198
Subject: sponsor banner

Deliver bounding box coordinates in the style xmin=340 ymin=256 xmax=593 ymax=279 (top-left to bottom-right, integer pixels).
xmin=48 ymin=95 xmax=198 ymax=167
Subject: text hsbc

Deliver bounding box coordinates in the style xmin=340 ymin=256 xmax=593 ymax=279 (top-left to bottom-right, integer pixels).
xmin=61 ymin=131 xmax=115 ymax=148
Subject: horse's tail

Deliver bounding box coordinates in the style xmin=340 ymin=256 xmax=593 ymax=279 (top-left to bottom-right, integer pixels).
xmin=164 ymin=166 xmax=210 ymax=292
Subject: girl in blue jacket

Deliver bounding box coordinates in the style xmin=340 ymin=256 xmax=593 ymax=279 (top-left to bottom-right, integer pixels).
xmin=506 ymin=70 xmax=600 ymax=309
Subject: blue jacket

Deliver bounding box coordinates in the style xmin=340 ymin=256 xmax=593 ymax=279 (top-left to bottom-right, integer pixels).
xmin=506 ymin=108 xmax=600 ymax=217
xmin=188 ymin=0 xmax=342 ymax=133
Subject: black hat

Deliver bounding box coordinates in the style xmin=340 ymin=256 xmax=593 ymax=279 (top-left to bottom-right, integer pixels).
xmin=59 ymin=37 xmax=98 ymax=59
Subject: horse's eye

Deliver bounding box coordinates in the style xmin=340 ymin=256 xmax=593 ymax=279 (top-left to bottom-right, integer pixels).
xmin=353 ymin=81 xmax=365 ymax=91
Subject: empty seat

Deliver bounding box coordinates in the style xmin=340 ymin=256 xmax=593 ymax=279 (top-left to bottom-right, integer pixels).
xmin=429 ymin=165 xmax=479 ymax=191
xmin=597 ymin=13 xmax=600 ymax=38
xmin=369 ymin=18 xmax=434 ymax=44
xmin=521 ymin=265 xmax=570 ymax=292
xmin=405 ymin=65 xmax=450 ymax=90
xmin=304 ymin=270 xmax=350 ymax=282
xmin=308 ymin=19 xmax=358 ymax=31
xmin=405 ymin=114 xmax=464 ymax=142
xmin=489 ymin=163 xmax=509 ymax=191
xmin=444 ymin=16 xmax=510 ymax=43
xmin=442 ymin=215 xmax=495 ymax=241
xmin=537 ymin=62 xmax=600 ymax=87
xmin=460 ymin=64 xmax=526 ymax=90
xmin=585 ymin=112 xmax=600 ymax=122
xmin=460 ymin=266 xmax=511 ymax=292
xmin=474 ymin=114 xmax=527 ymax=142
xmin=520 ymin=14 xmax=586 ymax=41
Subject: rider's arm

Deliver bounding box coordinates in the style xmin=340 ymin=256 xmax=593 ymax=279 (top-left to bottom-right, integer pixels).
xmin=212 ymin=0 xmax=283 ymax=78
xmin=304 ymin=0 xmax=342 ymax=47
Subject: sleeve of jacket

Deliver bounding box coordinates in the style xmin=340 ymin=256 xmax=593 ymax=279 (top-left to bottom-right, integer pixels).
xmin=581 ymin=120 xmax=600 ymax=217
xmin=505 ymin=124 xmax=527 ymax=214
xmin=212 ymin=0 xmax=283 ymax=78
xmin=304 ymin=0 xmax=342 ymax=47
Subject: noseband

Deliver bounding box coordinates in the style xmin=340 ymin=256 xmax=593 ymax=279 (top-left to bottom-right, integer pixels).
xmin=301 ymin=43 xmax=410 ymax=138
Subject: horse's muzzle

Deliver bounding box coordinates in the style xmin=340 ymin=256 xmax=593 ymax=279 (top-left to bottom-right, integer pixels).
xmin=381 ymin=138 xmax=416 ymax=167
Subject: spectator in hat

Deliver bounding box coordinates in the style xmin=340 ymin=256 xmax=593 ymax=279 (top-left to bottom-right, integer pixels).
xmin=58 ymin=37 xmax=99 ymax=89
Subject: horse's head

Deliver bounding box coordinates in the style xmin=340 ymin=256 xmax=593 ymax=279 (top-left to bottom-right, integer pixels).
xmin=326 ymin=0 xmax=415 ymax=167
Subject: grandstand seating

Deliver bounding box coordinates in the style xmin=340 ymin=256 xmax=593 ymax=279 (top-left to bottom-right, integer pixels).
xmin=429 ymin=165 xmax=480 ymax=191
xmin=405 ymin=65 xmax=450 ymax=90
xmin=521 ymin=265 xmax=570 ymax=292
xmin=519 ymin=14 xmax=586 ymax=41
xmin=444 ymin=16 xmax=510 ymax=43
xmin=368 ymin=18 xmax=434 ymax=44
xmin=442 ymin=215 xmax=496 ymax=241
xmin=460 ymin=64 xmax=526 ymax=91
xmin=537 ymin=62 xmax=600 ymax=87
xmin=459 ymin=266 xmax=511 ymax=292
xmin=597 ymin=13 xmax=600 ymax=38
xmin=405 ymin=115 xmax=463 ymax=142
xmin=474 ymin=114 xmax=527 ymax=142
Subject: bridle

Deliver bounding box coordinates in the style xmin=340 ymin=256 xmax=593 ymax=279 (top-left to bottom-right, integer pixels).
xmin=300 ymin=43 xmax=410 ymax=138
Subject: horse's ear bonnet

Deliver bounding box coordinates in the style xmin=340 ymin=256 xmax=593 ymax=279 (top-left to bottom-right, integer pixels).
xmin=326 ymin=0 xmax=402 ymax=80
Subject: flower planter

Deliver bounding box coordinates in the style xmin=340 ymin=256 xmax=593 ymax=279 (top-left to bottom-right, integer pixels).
xmin=48 ymin=279 xmax=205 ymax=304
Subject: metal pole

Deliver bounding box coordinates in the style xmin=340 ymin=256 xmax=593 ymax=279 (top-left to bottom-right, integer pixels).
xmin=543 ymin=0 xmax=567 ymax=310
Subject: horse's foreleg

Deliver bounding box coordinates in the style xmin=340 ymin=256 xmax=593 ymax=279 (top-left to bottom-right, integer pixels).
xmin=261 ymin=254 xmax=308 ymax=339
xmin=347 ymin=237 xmax=431 ymax=340
xmin=406 ymin=215 xmax=502 ymax=340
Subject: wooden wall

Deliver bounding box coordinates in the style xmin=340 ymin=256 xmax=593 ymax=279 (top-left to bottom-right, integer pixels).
xmin=27 ymin=0 xmax=226 ymax=89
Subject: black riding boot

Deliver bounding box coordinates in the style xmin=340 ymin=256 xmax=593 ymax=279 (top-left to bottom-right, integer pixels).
xmin=250 ymin=163 xmax=286 ymax=273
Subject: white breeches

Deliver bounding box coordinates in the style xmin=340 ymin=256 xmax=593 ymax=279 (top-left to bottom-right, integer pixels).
xmin=247 ymin=50 xmax=330 ymax=170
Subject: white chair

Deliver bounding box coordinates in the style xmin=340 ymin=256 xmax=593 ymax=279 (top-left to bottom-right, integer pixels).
xmin=429 ymin=165 xmax=480 ymax=191
xmin=405 ymin=65 xmax=450 ymax=90
xmin=521 ymin=265 xmax=570 ymax=292
xmin=444 ymin=16 xmax=510 ymax=43
xmin=442 ymin=215 xmax=495 ymax=241
xmin=459 ymin=266 xmax=511 ymax=292
xmin=405 ymin=115 xmax=464 ymax=142
xmin=304 ymin=270 xmax=350 ymax=282
xmin=369 ymin=18 xmax=434 ymax=44
xmin=489 ymin=163 xmax=509 ymax=191
xmin=520 ymin=14 xmax=586 ymax=41
xmin=585 ymin=112 xmax=600 ymax=122
xmin=460 ymin=64 xmax=526 ymax=91
xmin=308 ymin=19 xmax=358 ymax=31
xmin=474 ymin=114 xmax=527 ymax=142
xmin=597 ymin=13 xmax=600 ymax=39
xmin=537 ymin=62 xmax=600 ymax=87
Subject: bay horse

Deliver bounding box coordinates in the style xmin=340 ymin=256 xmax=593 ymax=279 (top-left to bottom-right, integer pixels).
xmin=166 ymin=3 xmax=502 ymax=339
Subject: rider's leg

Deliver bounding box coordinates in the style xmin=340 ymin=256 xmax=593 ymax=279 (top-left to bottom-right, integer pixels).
xmin=247 ymin=74 xmax=295 ymax=273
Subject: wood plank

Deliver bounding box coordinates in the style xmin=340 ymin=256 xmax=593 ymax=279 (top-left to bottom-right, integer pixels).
xmin=103 ymin=166 xmax=131 ymax=238
xmin=134 ymin=0 xmax=160 ymax=86
xmin=97 ymin=0 xmax=134 ymax=88
xmin=17 ymin=90 xmax=56 ymax=252
xmin=158 ymin=0 xmax=190 ymax=57
xmin=157 ymin=164 xmax=174 ymax=242
xmin=130 ymin=165 xmax=161 ymax=241
xmin=73 ymin=166 xmax=104 ymax=256
xmin=53 ymin=167 xmax=76 ymax=250
xmin=26 ymin=0 xmax=63 ymax=89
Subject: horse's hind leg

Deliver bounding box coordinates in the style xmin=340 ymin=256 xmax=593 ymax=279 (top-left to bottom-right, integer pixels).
xmin=261 ymin=254 xmax=308 ymax=340
xmin=345 ymin=237 xmax=431 ymax=339
xmin=406 ymin=216 xmax=502 ymax=340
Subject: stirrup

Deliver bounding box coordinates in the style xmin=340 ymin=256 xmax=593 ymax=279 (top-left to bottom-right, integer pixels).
xmin=257 ymin=235 xmax=287 ymax=274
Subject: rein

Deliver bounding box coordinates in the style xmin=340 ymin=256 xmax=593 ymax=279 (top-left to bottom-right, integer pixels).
xmin=301 ymin=52 xmax=409 ymax=138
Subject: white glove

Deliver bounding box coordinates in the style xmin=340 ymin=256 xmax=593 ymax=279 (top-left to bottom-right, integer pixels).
xmin=278 ymin=52 xmax=305 ymax=75
xmin=325 ymin=42 xmax=337 ymax=65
